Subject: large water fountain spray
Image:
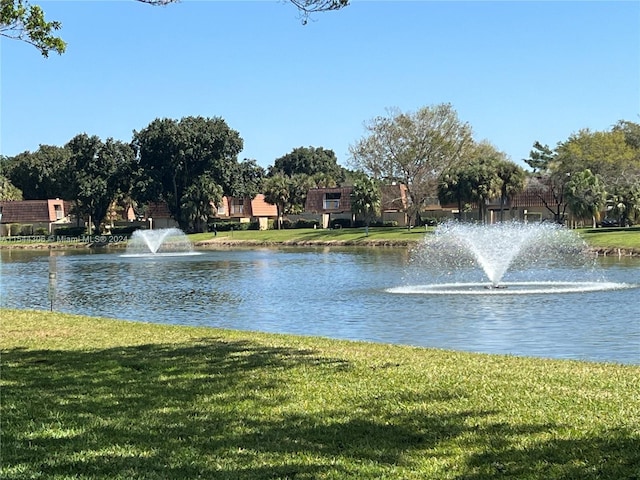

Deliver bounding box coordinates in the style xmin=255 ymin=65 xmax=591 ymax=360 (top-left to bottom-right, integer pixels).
xmin=123 ymin=228 xmax=198 ymax=256
xmin=388 ymin=222 xmax=631 ymax=295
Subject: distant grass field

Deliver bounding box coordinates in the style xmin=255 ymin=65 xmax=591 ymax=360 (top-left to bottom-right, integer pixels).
xmin=190 ymin=226 xmax=640 ymax=252
xmin=2 ymin=309 xmax=639 ymax=479
xmin=189 ymin=226 xmax=430 ymax=245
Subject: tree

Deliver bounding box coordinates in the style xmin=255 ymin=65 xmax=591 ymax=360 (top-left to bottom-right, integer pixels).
xmin=271 ymin=146 xmax=344 ymax=182
xmin=525 ymin=142 xmax=569 ymax=224
xmin=565 ymin=169 xmax=606 ymax=227
xmin=65 ymin=134 xmax=135 ymax=234
xmin=350 ymin=176 xmax=381 ymax=236
xmin=181 ymin=174 xmax=223 ymax=233
xmin=289 ymin=174 xmax=317 ymax=214
xmin=438 ymin=142 xmax=524 ymax=223
xmin=227 ymin=159 xmax=265 ymax=199
xmin=524 ymin=141 xmax=554 ymax=173
xmin=4 ymin=145 xmax=71 ymax=199
xmin=554 ymin=127 xmax=640 ymax=225
xmin=438 ymin=165 xmax=473 ymax=219
xmin=132 ymin=116 xmax=244 ymax=231
xmin=0 ymin=175 xmax=22 ymax=200
xmin=495 ymin=158 xmax=525 ymax=221
xmin=1 ymin=0 xmax=349 ymax=56
xmin=0 ymin=0 xmax=65 ymax=56
xmin=613 ymin=120 xmax=640 ymax=150
xmin=263 ymin=174 xmax=290 ymax=230
xmin=349 ymin=103 xmax=474 ymax=228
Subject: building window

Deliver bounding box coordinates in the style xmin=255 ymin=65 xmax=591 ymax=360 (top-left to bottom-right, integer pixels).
xmin=217 ymin=204 xmax=226 ymax=215
xmin=54 ymin=204 xmax=63 ymax=220
xmin=323 ymin=192 xmax=341 ymax=210
xmin=231 ymin=198 xmax=244 ymax=215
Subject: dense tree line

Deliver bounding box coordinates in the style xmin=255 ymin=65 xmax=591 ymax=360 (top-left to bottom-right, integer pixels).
xmin=2 ymin=108 xmax=638 ymax=233
xmin=524 ymin=121 xmax=640 ymax=226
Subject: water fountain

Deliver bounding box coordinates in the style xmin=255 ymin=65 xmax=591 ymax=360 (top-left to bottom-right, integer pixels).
xmin=388 ymin=222 xmax=632 ymax=295
xmin=122 ymin=228 xmax=200 ymax=257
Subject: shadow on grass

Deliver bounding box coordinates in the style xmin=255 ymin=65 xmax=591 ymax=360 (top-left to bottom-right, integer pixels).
xmin=2 ymin=340 xmax=638 ymax=479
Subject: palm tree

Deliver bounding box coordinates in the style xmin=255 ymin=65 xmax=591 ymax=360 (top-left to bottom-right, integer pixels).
xmin=350 ymin=177 xmax=381 ymax=236
xmin=565 ymin=169 xmax=606 ymax=227
xmin=263 ymin=174 xmax=290 ymax=230
xmin=495 ymin=160 xmax=526 ymax=221
xmin=438 ymin=167 xmax=473 ymax=221
xmin=180 ymin=174 xmax=223 ymax=232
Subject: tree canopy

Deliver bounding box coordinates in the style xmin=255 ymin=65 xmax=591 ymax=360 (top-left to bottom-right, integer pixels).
xmin=438 ymin=142 xmax=524 ymax=223
xmin=271 ymin=146 xmax=344 ymax=182
xmin=3 ymin=144 xmax=70 ymax=199
xmin=349 ymin=103 xmax=474 ymax=226
xmin=132 ymin=116 xmax=246 ymax=231
xmin=524 ymin=122 xmax=640 ymax=226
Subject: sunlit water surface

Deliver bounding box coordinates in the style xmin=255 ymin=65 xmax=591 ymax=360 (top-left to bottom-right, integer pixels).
xmin=1 ymin=248 xmax=638 ymax=364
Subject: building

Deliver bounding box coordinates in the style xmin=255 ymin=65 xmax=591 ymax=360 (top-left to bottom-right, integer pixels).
xmin=0 ymin=199 xmax=73 ymax=236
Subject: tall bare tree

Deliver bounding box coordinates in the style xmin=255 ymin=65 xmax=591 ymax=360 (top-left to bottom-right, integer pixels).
xmin=349 ymin=103 xmax=474 ymax=227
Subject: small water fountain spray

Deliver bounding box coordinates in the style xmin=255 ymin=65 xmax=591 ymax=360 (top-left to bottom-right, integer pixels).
xmin=123 ymin=228 xmax=197 ymax=256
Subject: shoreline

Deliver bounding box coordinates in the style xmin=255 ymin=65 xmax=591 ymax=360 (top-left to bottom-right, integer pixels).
xmin=1 ymin=238 xmax=639 ymax=256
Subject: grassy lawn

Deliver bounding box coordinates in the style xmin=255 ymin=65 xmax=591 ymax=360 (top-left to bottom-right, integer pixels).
xmin=578 ymin=227 xmax=640 ymax=251
xmin=189 ymin=226 xmax=430 ymax=245
xmin=2 ymin=309 xmax=639 ymax=479
xmin=190 ymin=226 xmax=640 ymax=252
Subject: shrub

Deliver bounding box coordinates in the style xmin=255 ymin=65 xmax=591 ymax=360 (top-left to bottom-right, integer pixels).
xmin=330 ymin=218 xmax=352 ymax=229
xmin=35 ymin=227 xmax=48 ymax=235
xmin=109 ymin=226 xmax=138 ymax=236
xmin=294 ymin=219 xmax=319 ymax=229
xmin=54 ymin=226 xmax=86 ymax=237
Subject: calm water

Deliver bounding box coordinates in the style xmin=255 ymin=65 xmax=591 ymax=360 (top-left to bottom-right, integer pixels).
xmin=1 ymin=247 xmax=639 ymax=364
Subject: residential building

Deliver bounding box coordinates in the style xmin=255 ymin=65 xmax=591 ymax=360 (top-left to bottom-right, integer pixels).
xmin=0 ymin=199 xmax=73 ymax=236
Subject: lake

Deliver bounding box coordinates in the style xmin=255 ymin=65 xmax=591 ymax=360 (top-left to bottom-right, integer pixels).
xmin=1 ymin=247 xmax=638 ymax=364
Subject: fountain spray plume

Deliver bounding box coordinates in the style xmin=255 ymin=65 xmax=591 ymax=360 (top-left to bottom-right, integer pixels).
xmin=418 ymin=221 xmax=591 ymax=287
xmin=124 ymin=228 xmax=196 ymax=256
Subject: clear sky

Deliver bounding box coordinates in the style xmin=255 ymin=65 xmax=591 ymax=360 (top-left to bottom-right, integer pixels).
xmin=1 ymin=0 xmax=638 ymax=170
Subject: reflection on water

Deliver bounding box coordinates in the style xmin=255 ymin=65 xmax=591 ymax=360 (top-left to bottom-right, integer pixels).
xmin=1 ymin=248 xmax=638 ymax=364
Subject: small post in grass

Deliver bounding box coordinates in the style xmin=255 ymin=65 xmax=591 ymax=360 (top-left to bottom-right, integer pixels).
xmin=48 ymin=255 xmax=57 ymax=312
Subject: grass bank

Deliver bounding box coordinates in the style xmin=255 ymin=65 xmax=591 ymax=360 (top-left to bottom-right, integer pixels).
xmin=190 ymin=226 xmax=428 ymax=247
xmin=191 ymin=226 xmax=640 ymax=254
xmin=2 ymin=309 xmax=638 ymax=479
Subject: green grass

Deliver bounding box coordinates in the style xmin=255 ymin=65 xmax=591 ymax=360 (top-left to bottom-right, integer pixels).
xmin=191 ymin=226 xmax=640 ymax=252
xmin=578 ymin=227 xmax=640 ymax=251
xmin=190 ymin=226 xmax=430 ymax=245
xmin=2 ymin=309 xmax=639 ymax=479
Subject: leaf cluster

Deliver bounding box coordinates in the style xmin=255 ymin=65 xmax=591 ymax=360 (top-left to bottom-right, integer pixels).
xmin=0 ymin=0 xmax=66 ymax=56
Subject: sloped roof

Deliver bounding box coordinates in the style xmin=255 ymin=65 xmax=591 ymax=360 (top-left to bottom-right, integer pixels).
xmin=249 ymin=194 xmax=277 ymax=217
xmin=0 ymin=199 xmax=67 ymax=223
xmin=145 ymin=202 xmax=173 ymax=219
xmin=511 ymin=177 xmax=566 ymax=208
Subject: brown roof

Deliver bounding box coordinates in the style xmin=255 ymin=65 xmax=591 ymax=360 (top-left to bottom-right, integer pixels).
xmin=145 ymin=202 xmax=173 ymax=219
xmin=511 ymin=178 xmax=566 ymax=208
xmin=250 ymin=194 xmax=277 ymax=217
xmin=0 ymin=199 xmax=68 ymax=223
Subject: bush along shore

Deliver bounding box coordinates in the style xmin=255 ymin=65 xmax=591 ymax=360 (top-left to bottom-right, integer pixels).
xmin=2 ymin=309 xmax=639 ymax=480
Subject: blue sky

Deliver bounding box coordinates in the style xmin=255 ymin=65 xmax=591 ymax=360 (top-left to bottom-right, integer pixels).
xmin=1 ymin=0 xmax=638 ymax=170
